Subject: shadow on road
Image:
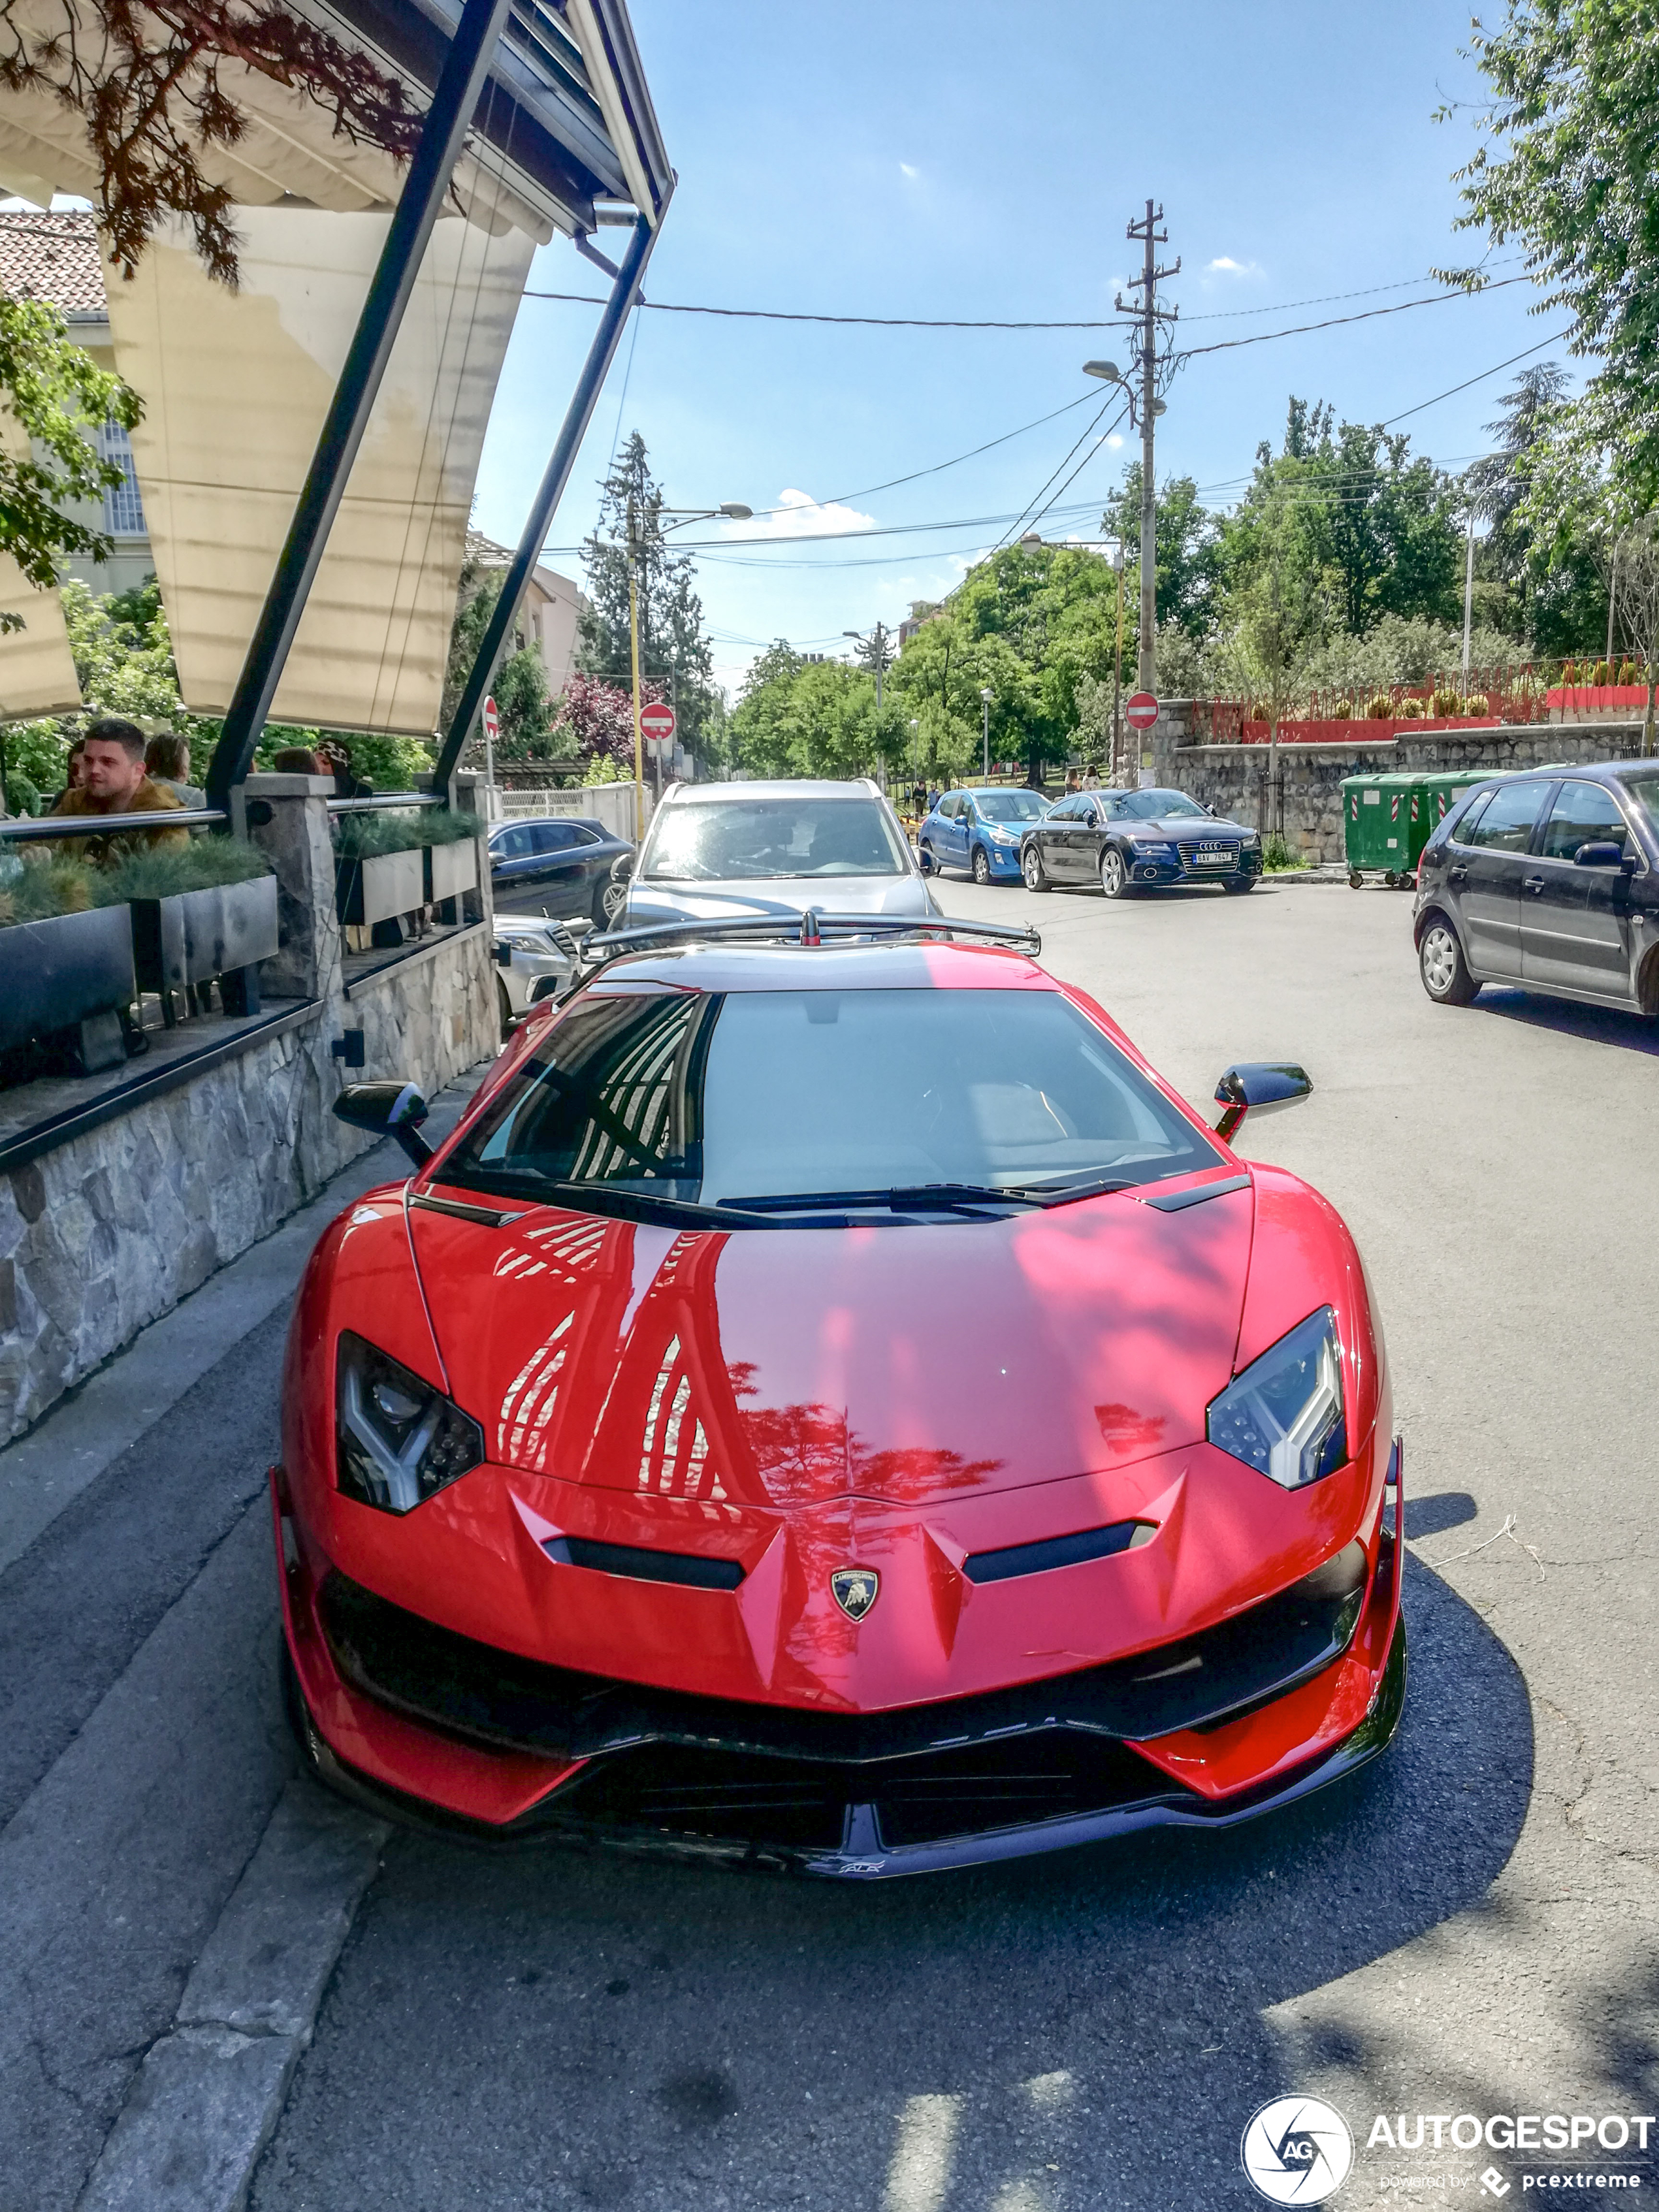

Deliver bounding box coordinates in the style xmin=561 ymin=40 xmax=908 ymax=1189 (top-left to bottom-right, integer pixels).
xmin=1471 ymin=984 xmax=1659 ymax=1057
xmin=253 ymin=1555 xmax=1534 ymax=2212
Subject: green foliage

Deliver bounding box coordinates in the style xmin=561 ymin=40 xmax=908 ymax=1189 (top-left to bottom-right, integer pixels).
xmin=1262 ymin=834 xmax=1306 ymax=873
xmin=730 ymin=646 xmax=904 ymax=780
xmin=441 ymin=556 xmax=557 ymax=762
xmin=1100 ymin=467 xmax=1223 ymax=639
xmin=579 ymin=432 xmax=719 ymax=755
xmin=333 ymin=807 xmax=477 ymax=858
xmin=1449 ymin=0 xmax=1659 ymax=522
xmin=0 ymin=850 xmax=95 ymax=927
xmin=87 ymin=837 xmax=272 ymax=906
xmin=0 ymin=294 xmax=142 ymax=615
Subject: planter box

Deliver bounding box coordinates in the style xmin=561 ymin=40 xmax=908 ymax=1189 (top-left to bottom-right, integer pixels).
xmin=335 ymin=847 xmax=424 ymax=928
xmin=130 ymin=875 xmax=280 ymax=999
xmin=0 ymin=905 xmax=135 ymax=1068
xmin=425 ymin=837 xmax=478 ymax=906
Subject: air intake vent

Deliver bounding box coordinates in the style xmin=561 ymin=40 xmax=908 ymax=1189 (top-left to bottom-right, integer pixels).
xmin=963 ymin=1518 xmax=1155 ymax=1584
xmin=543 ymin=1537 xmax=743 ymax=1590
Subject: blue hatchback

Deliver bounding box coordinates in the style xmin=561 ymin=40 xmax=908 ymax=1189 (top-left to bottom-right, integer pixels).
xmin=919 ymin=786 xmax=1051 ymax=884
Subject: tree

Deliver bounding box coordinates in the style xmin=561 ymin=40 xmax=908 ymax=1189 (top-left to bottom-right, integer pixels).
xmin=551 ymin=671 xmax=664 ymax=775
xmin=1610 ymin=518 xmax=1659 ymax=755
xmin=442 ymin=555 xmax=557 ymax=763
xmin=1462 ymin=365 xmax=1609 ymax=653
xmin=1447 ymin=3 xmax=1659 ymax=524
xmin=579 ymin=432 xmax=718 ymax=758
xmin=0 ymin=0 xmax=419 ymax=285
xmin=1 ymin=295 xmax=142 ymax=619
xmin=1219 ymin=484 xmax=1332 ymax=827
xmin=1100 ymin=466 xmax=1222 ymax=638
xmin=729 ymin=645 xmax=901 ymax=782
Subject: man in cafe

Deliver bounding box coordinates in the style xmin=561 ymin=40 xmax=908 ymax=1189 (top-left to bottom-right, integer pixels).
xmin=50 ymin=718 xmax=189 ymax=866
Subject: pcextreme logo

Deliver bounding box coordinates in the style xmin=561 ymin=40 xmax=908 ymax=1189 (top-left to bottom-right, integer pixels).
xmin=1241 ymin=2096 xmax=1355 ymax=2204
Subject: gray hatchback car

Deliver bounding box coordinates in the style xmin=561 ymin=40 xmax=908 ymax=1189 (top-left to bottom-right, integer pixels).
xmin=1413 ymin=761 xmax=1659 ymax=1014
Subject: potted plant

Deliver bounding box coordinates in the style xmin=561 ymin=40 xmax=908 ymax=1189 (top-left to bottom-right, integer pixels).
xmin=334 ymin=809 xmax=480 ymax=932
xmin=0 ymin=854 xmax=136 ymax=1072
xmin=106 ymin=842 xmax=280 ymax=1019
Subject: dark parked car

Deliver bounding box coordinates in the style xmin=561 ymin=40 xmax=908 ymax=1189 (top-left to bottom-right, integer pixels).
xmin=1413 ymin=762 xmax=1659 ymax=1014
xmin=488 ymin=816 xmax=634 ymax=925
xmin=1021 ymin=787 xmax=1263 ymax=899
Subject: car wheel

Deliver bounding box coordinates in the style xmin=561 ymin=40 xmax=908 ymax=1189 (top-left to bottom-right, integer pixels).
xmin=972 ymin=845 xmax=991 ymax=885
xmin=496 ymin=976 xmax=514 ymax=1041
xmin=1099 ymin=846 xmax=1131 ymax=899
xmin=596 ymin=875 xmax=627 ymax=929
xmin=918 ymin=842 xmax=934 ymax=875
xmin=1419 ymin=916 xmax=1479 ymax=1005
xmin=1022 ymin=845 xmax=1049 ymax=892
xmin=1223 ymin=874 xmax=1256 ymax=894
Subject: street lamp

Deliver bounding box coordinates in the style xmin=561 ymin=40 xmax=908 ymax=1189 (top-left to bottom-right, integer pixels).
xmin=980 ymin=684 xmax=993 ymax=780
xmin=623 ymin=500 xmax=751 ymax=836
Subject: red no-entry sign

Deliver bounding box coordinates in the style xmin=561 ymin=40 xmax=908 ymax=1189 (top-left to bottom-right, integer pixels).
xmin=1125 ymin=691 xmax=1159 ymax=731
xmin=639 ymin=701 xmax=677 ymax=742
xmin=481 ymin=695 xmax=500 ymax=744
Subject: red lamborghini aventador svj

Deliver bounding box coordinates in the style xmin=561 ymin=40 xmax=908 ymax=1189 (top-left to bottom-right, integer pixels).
xmin=274 ymin=918 xmax=1404 ymax=1876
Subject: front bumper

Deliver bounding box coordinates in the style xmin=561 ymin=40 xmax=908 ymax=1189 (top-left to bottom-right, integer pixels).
xmin=274 ymin=1445 xmax=1406 ymax=1878
xmin=1129 ymin=849 xmax=1264 ymax=888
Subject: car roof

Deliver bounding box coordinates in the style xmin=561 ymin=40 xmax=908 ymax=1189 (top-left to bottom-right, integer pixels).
xmin=575 ymin=940 xmax=1056 ymax=993
xmin=658 ymin=779 xmax=882 ymax=803
xmin=491 ymin=814 xmax=606 ymax=833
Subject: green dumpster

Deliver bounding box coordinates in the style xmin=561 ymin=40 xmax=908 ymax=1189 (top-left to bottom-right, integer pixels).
xmin=1342 ymin=773 xmax=1417 ymax=886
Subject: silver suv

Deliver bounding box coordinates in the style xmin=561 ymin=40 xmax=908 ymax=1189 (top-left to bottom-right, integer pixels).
xmin=617 ymin=780 xmax=935 ymax=929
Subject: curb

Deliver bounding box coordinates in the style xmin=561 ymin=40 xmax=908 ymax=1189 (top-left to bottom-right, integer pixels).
xmin=75 ymin=1780 xmax=389 ymax=2212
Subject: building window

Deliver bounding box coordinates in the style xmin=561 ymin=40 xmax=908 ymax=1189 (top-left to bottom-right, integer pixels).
xmin=98 ymin=419 xmax=146 ymax=537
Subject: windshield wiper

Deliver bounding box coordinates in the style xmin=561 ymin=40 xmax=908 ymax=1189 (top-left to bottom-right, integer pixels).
xmin=718 ymin=1183 xmax=1047 ymax=1216
xmin=436 ymin=1169 xmax=777 ymax=1230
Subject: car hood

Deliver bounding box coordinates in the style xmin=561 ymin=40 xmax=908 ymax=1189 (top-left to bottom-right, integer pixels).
xmin=1131 ymin=815 xmax=1252 ymax=839
xmin=626 ymin=874 xmax=934 ymax=924
xmin=410 ymin=1181 xmax=1254 ymax=1511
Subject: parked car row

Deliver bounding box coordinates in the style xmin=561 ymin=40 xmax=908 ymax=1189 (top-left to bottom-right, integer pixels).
xmin=920 ymin=785 xmax=1264 ymax=898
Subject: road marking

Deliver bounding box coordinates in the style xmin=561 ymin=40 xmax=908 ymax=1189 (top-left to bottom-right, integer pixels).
xmin=75 ymin=1780 xmax=388 ymax=2212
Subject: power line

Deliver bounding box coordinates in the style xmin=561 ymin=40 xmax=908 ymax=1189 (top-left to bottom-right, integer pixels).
xmin=1174 ymin=276 xmax=1530 ymax=360
xmin=1380 ymin=330 xmax=1575 ymax=425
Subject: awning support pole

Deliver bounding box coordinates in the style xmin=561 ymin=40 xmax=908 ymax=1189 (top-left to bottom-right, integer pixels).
xmin=432 ymin=211 xmax=659 ymax=794
xmin=206 ymin=0 xmax=517 ymax=817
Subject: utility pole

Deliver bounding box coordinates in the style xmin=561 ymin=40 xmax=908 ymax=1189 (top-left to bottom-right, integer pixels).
xmin=980 ymin=685 xmax=993 ymax=779
xmin=1116 ymin=202 xmax=1180 ymax=697
xmin=1462 ymin=505 xmax=1475 ymax=679
xmin=844 ymin=620 xmax=894 ymax=785
xmin=626 ymin=487 xmax=644 ymax=841
xmin=1112 ymin=538 xmax=1125 ymax=784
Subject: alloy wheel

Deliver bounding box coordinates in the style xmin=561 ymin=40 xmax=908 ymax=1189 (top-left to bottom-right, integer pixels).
xmin=973 ymin=846 xmax=990 ymax=885
xmin=1100 ymin=848 xmax=1127 ymax=899
xmin=1421 ymin=924 xmax=1458 ymax=996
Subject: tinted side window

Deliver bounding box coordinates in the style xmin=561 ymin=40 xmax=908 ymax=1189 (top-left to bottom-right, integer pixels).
xmin=1464 ymin=781 xmax=1547 ymax=853
xmin=1539 ymin=780 xmax=1631 ymax=862
xmin=568 ymin=825 xmax=600 ymax=846
xmin=533 ymin=823 xmax=580 ymax=852
xmin=492 ymin=825 xmax=534 ymax=860
xmin=1449 ymin=790 xmax=1492 ymax=843
xmin=1048 ymin=797 xmax=1079 ymax=822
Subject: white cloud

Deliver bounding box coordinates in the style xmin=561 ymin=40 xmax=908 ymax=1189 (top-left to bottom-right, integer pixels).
xmin=900 ymin=161 xmax=918 ymax=179
xmin=1205 ymin=255 xmax=1263 ymax=278
xmin=722 ymin=489 xmax=877 ymax=541
xmin=1106 ymin=433 xmax=1124 ymax=449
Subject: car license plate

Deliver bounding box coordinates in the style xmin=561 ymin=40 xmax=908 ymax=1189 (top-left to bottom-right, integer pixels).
xmin=1194 ymin=848 xmax=1231 ymax=867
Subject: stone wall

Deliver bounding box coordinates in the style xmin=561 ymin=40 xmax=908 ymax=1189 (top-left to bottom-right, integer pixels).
xmin=1148 ymin=705 xmax=1650 ymax=863
xmin=0 ymin=775 xmax=498 ymax=1443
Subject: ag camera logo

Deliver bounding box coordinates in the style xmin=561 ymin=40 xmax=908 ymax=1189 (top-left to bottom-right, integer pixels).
xmin=1242 ymin=2096 xmax=1355 ymax=2204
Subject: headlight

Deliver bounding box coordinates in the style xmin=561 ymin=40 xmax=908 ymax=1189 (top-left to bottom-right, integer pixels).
xmin=1206 ymin=1307 xmax=1347 ymax=1490
xmin=1241 ymin=830 xmax=1261 ymax=848
xmin=336 ymin=1332 xmax=483 ymax=1514
xmin=1131 ymin=839 xmax=1176 ymax=855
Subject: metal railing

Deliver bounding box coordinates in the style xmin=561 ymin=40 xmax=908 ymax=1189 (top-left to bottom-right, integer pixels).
xmin=325 ymin=792 xmax=446 ymax=815
xmin=0 ymin=807 xmax=229 ymax=842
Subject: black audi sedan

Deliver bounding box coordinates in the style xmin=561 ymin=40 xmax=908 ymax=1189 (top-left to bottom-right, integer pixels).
xmin=488 ymin=816 xmax=634 ymax=925
xmin=1020 ymin=786 xmax=1263 ymax=899
xmin=1413 ymin=761 xmax=1659 ymax=1015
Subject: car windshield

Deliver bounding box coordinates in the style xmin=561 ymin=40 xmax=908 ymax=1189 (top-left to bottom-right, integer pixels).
xmin=641 ymin=798 xmax=908 ymax=881
xmin=440 ymin=986 xmax=1222 ymax=1221
xmin=1107 ymin=789 xmax=1210 ymax=821
xmin=971 ymin=792 xmax=1048 ymax=822
xmin=1621 ymin=773 xmax=1659 ymax=841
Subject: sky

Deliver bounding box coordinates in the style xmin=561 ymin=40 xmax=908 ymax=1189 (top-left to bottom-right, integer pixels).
xmin=470 ymin=0 xmax=1566 ymax=703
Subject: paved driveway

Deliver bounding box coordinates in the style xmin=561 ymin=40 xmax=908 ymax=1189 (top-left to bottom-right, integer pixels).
xmin=4 ymin=876 xmax=1654 ymax=2211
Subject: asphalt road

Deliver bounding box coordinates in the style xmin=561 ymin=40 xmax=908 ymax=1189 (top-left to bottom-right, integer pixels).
xmin=4 ymin=871 xmax=1655 ymax=2211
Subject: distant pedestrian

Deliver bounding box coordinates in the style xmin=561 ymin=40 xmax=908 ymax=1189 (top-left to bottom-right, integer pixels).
xmin=144 ymin=731 xmax=205 ymax=810
xmin=317 ymin=739 xmax=373 ymax=801
xmin=926 ymin=784 xmax=940 ymax=814
xmin=50 ymin=718 xmax=187 ymax=867
xmin=272 ymin=745 xmax=323 ymax=775
xmin=1065 ymin=767 xmax=1082 ymax=795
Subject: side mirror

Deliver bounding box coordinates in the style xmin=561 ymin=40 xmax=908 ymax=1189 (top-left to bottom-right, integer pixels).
xmin=1573 ymin=840 xmax=1635 ymax=873
xmin=332 ymin=1080 xmax=432 ymax=1166
xmin=611 ymin=851 xmax=635 ymax=882
xmin=493 ymin=939 xmax=514 ymax=967
xmin=1213 ymin=1062 xmax=1312 ymax=1144
xmin=1206 ymin=804 xmax=1219 ymax=816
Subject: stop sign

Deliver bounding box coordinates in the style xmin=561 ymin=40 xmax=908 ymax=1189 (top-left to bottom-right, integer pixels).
xmin=1125 ymin=691 xmax=1159 ymax=731
xmin=481 ymin=694 xmax=500 ymax=744
xmin=639 ymin=701 xmax=677 ymax=742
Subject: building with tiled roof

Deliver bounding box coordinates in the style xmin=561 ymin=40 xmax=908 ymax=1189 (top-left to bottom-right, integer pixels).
xmin=0 ymin=206 xmax=151 ymax=594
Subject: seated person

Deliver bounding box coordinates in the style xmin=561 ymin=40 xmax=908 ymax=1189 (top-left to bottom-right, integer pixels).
xmin=144 ymin=731 xmax=206 ymax=810
xmin=50 ymin=718 xmax=187 ymax=866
